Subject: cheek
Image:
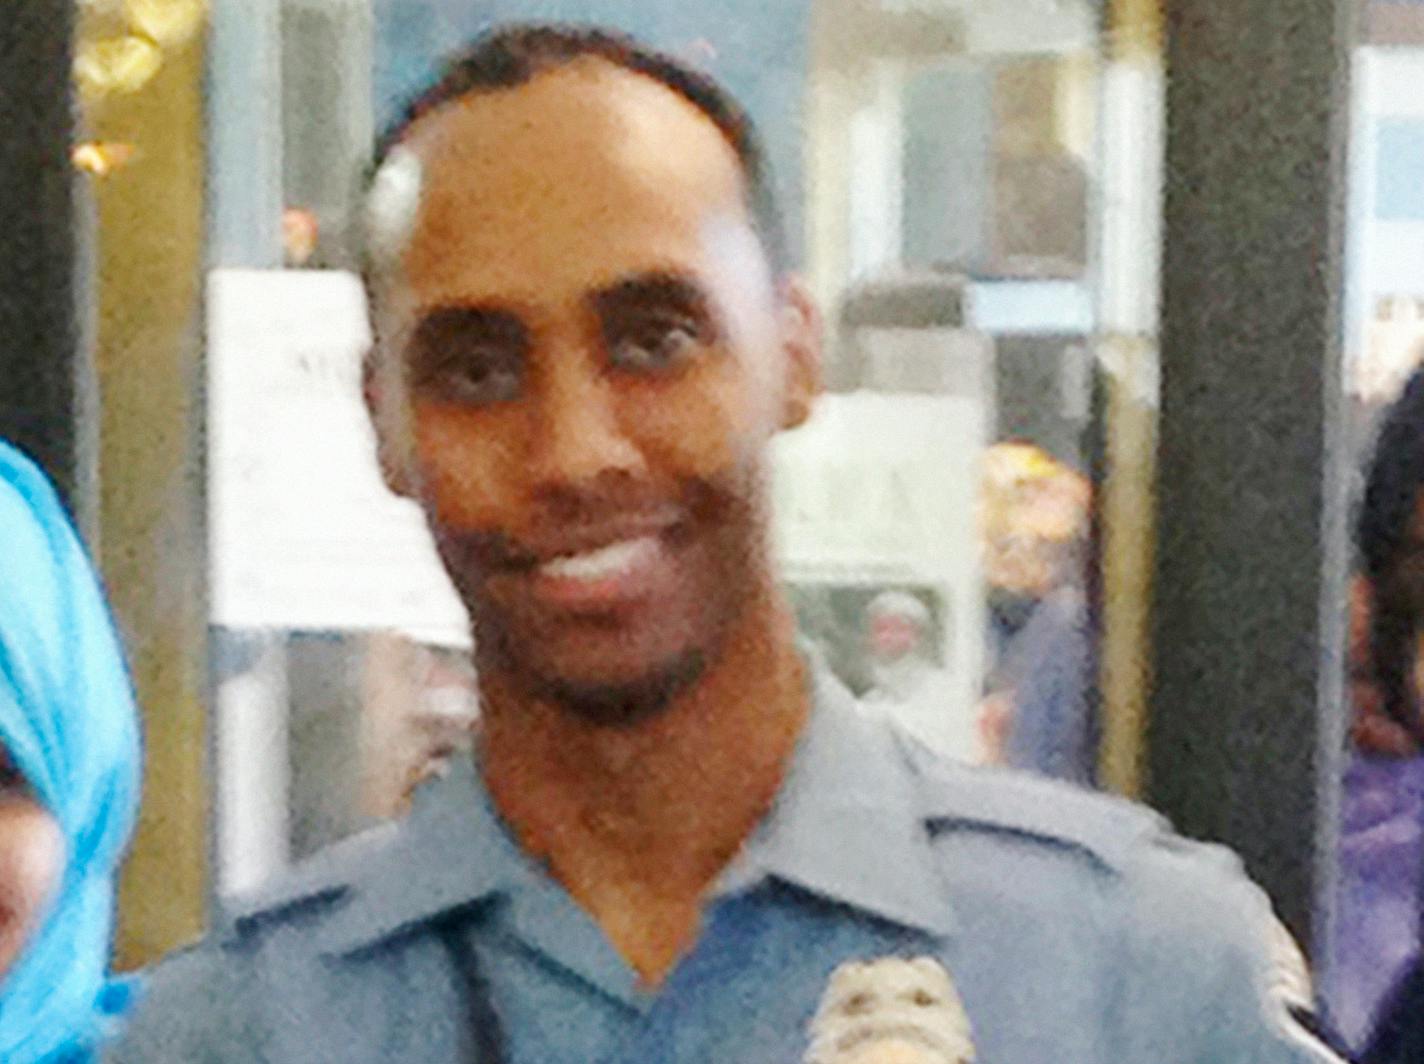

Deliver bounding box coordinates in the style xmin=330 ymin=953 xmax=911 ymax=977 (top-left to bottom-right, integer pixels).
xmin=871 ymin=619 xmax=920 ymax=656
xmin=410 ymin=406 xmax=515 ymax=525
xmin=408 ymin=364 xmax=776 ymax=519
xmin=624 ymin=362 xmax=773 ymax=477
xmin=0 ymin=798 xmax=64 ymax=979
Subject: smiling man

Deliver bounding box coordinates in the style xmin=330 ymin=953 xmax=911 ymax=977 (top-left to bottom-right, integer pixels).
xmin=113 ymin=24 xmax=1345 ymax=1064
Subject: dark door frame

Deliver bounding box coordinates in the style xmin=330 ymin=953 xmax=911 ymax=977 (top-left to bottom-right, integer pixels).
xmin=1150 ymin=0 xmax=1355 ymax=948
xmin=0 ymin=1 xmax=87 ymax=514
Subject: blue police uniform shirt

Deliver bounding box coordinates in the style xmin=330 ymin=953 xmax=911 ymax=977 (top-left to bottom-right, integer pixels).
xmin=110 ymin=664 xmax=1344 ymax=1062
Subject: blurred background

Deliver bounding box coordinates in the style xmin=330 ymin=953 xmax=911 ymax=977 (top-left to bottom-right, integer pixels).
xmin=6 ymin=0 xmax=1423 ymax=1053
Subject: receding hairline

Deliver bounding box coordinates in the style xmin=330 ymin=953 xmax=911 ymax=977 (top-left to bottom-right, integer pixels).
xmin=405 ymin=57 xmax=752 ymax=200
xmin=361 ymin=32 xmax=788 ymax=301
xmin=408 ymin=54 xmax=713 ymax=136
xmin=367 ymin=62 xmax=768 ymax=310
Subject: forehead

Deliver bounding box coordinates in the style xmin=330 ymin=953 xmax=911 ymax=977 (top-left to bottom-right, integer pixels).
xmin=400 ymin=60 xmax=754 ymax=306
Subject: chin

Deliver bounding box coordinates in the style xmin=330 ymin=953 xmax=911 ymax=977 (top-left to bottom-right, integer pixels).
xmin=528 ymin=646 xmax=707 ymax=728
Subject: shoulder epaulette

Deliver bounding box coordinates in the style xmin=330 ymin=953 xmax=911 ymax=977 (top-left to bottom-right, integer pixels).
xmin=219 ymin=821 xmax=400 ymax=943
xmin=900 ymin=735 xmax=1166 ymax=873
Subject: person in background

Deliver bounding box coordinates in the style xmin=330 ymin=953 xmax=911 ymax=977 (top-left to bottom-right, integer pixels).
xmin=1322 ymin=365 xmax=1424 ymax=1061
xmin=860 ymin=591 xmax=976 ymax=763
xmin=1321 ymin=582 xmax=1424 ymax=1052
xmin=281 ymin=208 xmax=320 ymax=268
xmin=0 ymin=441 xmax=142 ymax=1062
xmin=358 ymin=632 xmax=480 ymax=820
xmin=978 ymin=442 xmax=1095 ymax=784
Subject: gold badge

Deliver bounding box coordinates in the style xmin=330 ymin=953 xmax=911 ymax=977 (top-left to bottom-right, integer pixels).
xmin=1260 ymin=917 xmax=1348 ymax=1061
xmin=805 ymin=956 xmax=975 ymax=1064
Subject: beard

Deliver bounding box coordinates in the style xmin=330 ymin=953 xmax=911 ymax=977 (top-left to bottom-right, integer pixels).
xmin=427 ymin=462 xmax=771 ymax=728
xmin=467 ymin=601 xmax=713 ymax=727
xmin=532 ymin=646 xmax=707 ymax=727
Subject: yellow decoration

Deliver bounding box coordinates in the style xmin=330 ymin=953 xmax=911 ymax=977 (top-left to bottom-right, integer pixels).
xmin=72 ymin=142 xmax=138 ymax=177
xmin=980 ymin=442 xmax=1092 ymax=596
xmin=123 ymin=0 xmax=207 ymax=48
xmin=1108 ymin=0 xmax=1163 ymax=61
xmin=75 ymin=35 xmax=162 ymax=99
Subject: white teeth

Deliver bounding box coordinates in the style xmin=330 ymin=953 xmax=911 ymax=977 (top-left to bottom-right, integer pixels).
xmin=539 ymin=536 xmax=658 ymax=581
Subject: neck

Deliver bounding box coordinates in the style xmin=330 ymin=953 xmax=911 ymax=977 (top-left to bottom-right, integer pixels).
xmin=477 ymin=594 xmax=809 ymax=898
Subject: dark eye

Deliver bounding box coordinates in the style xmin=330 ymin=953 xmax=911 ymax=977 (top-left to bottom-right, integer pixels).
xmin=909 ymin=988 xmax=939 ymax=1007
xmin=422 ymin=350 xmax=522 ymax=406
xmin=606 ymin=313 xmax=706 ymax=375
xmin=0 ymin=748 xmax=27 ymax=795
xmin=408 ymin=310 xmax=526 ymax=406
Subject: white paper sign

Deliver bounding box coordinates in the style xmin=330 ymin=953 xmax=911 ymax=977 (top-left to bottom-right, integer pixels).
xmin=771 ymin=391 xmax=988 ymax=721
xmin=206 ymin=268 xmax=468 ymax=641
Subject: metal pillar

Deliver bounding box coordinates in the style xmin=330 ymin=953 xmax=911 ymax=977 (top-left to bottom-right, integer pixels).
xmin=0 ymin=2 xmax=85 ymax=511
xmin=1150 ymin=0 xmax=1354 ymax=948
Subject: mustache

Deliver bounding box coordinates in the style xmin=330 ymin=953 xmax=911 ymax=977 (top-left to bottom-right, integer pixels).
xmin=425 ymin=469 xmax=754 ymax=575
xmin=430 ymin=496 xmax=698 ymax=573
xmin=433 ymin=526 xmax=537 ymax=573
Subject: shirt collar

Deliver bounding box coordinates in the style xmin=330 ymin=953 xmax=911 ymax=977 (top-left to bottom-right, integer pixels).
xmin=720 ymin=663 xmax=957 ymax=939
xmin=315 ymin=758 xmax=528 ymax=955
xmin=317 ymin=658 xmax=956 ymax=956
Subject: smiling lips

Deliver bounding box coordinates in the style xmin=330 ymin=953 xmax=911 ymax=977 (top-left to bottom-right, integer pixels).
xmin=526 ymin=533 xmax=676 ymax=611
xmin=540 ymin=535 xmax=660 ymax=579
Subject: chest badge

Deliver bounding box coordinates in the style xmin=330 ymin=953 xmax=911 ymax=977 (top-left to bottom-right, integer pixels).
xmin=804 ymin=955 xmax=976 ymax=1064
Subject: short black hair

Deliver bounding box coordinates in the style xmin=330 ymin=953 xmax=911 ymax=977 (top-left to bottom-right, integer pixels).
xmin=1359 ymin=364 xmax=1424 ymax=729
xmin=368 ymin=22 xmax=786 ymax=271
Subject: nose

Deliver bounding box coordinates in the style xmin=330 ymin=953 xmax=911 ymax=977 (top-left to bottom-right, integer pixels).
xmin=525 ymin=343 xmax=644 ymax=494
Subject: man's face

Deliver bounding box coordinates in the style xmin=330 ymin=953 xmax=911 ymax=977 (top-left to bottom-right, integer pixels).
xmin=1396 ymin=498 xmax=1424 ymax=732
xmin=369 ymin=61 xmax=817 ymax=722
xmin=868 ymin=614 xmax=922 ymax=664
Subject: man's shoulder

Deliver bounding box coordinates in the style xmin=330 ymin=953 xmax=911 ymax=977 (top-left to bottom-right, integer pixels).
xmin=836 ymin=713 xmax=1345 ymax=1058
xmin=217 ymin=820 xmax=401 ymax=944
xmin=894 ymin=729 xmax=1158 ymax=861
xmin=899 ymin=738 xmax=1340 ymax=1054
xmin=896 ymin=733 xmax=1265 ymax=916
xmin=109 ymin=823 xmax=403 ymax=1061
xmin=915 ymin=737 xmax=1321 ymax=980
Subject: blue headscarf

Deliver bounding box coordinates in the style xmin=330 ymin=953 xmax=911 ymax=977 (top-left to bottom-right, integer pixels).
xmin=0 ymin=443 xmax=142 ymax=1062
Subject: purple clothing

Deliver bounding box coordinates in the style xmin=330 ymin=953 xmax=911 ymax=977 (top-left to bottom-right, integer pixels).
xmin=996 ymin=587 xmax=1094 ymax=786
xmin=1322 ymin=753 xmax=1424 ymax=1050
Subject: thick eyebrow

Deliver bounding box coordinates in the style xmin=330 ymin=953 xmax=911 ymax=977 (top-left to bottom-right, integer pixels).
xmin=411 ymin=304 xmax=527 ymax=337
xmin=589 ymin=271 xmax=715 ymax=323
xmin=407 ymin=305 xmax=529 ymax=366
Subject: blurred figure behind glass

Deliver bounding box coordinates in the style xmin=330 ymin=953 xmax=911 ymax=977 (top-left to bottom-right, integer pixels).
xmin=860 ymin=590 xmax=977 ymax=763
xmin=979 ymin=442 xmax=1094 ymax=784
xmin=1326 ymin=365 xmax=1424 ymax=1060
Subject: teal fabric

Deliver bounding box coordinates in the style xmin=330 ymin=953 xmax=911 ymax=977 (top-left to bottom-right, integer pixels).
xmin=0 ymin=443 xmax=142 ymax=1062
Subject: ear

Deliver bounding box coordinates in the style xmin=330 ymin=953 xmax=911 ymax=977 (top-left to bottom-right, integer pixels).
xmin=776 ymin=276 xmax=822 ymax=431
xmin=362 ymin=347 xmax=417 ymax=499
